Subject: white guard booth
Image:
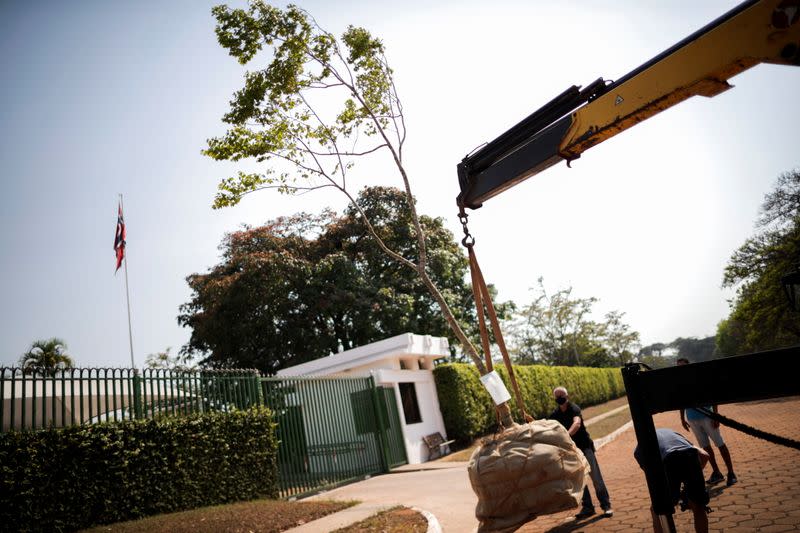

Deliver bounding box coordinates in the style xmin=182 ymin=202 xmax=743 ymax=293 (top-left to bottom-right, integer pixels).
xmin=277 ymin=332 xmax=452 ymax=464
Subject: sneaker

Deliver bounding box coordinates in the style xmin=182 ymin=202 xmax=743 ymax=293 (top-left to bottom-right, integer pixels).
xmin=602 ymin=508 xmax=614 ymax=517
xmin=706 ymin=471 xmax=725 ymax=485
xmin=575 ymin=508 xmax=596 ymax=520
xmin=727 ymin=473 xmax=738 ymax=486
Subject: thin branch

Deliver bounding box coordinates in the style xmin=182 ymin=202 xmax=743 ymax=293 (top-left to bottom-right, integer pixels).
xmin=298 ymin=91 xmax=348 ymax=189
xmin=227 ymin=182 xmax=336 ymax=204
xmin=262 ymin=150 xmax=325 ymax=177
xmin=337 ymin=185 xmax=417 ymax=271
xmin=308 ymin=81 xmax=346 ymax=89
xmin=383 ymin=52 xmax=406 ymax=154
xmin=307 ymin=144 xmax=387 ymax=157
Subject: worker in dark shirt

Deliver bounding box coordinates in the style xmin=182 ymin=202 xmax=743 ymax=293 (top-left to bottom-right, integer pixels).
xmin=634 ymin=428 xmax=711 ymax=533
xmin=548 ymin=386 xmax=613 ymax=519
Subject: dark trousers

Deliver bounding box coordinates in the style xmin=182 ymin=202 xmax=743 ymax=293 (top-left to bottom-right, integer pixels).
xmin=581 ymin=445 xmax=611 ymax=511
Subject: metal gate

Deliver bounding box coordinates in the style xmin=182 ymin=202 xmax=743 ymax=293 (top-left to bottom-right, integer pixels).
xmin=262 ymin=375 xmax=407 ymax=498
xmin=378 ymin=387 xmax=407 ymax=468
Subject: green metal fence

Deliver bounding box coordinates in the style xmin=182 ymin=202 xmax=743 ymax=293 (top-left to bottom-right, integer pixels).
xmin=0 ymin=367 xmax=261 ymax=432
xmin=1 ymin=367 xmax=407 ymax=499
xmin=262 ymin=375 xmax=406 ymax=498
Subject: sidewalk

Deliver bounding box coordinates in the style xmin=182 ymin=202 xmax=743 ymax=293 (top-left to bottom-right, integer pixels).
xmin=288 ymin=397 xmax=800 ymax=532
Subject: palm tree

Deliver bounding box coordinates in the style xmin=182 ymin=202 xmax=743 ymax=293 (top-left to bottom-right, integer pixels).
xmin=18 ymin=338 xmax=75 ymax=375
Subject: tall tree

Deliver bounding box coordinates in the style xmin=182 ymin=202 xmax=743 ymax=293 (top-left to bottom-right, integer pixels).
xmin=204 ymin=3 xmax=494 ymax=376
xmin=179 ymin=187 xmax=508 ymax=373
xmin=717 ymin=169 xmax=800 ymax=355
xmin=18 ymin=338 xmax=74 ymax=375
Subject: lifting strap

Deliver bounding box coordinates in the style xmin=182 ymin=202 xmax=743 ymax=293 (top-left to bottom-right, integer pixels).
xmin=460 ymin=207 xmax=530 ymax=422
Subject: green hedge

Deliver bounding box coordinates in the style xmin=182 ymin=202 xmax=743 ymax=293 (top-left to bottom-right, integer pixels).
xmin=433 ymin=363 xmax=625 ymax=442
xmin=0 ymin=407 xmax=278 ymax=533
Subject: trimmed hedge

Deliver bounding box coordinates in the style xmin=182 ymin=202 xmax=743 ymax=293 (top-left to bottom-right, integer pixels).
xmin=0 ymin=407 xmax=278 ymax=533
xmin=433 ymin=363 xmax=625 ymax=443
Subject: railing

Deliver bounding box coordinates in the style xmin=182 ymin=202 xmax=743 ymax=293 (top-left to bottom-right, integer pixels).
xmin=1 ymin=367 xmax=402 ymax=499
xmin=261 ymin=375 xmax=390 ymax=499
xmin=0 ymin=367 xmax=261 ymax=432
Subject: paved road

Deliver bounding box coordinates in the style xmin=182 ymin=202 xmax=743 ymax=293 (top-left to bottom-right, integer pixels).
xmin=295 ymin=397 xmax=800 ymax=532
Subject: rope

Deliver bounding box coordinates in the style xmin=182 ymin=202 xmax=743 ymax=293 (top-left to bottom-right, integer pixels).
xmin=458 ymin=205 xmax=530 ymax=422
xmin=467 ymin=246 xmax=494 ymax=375
xmin=695 ymin=407 xmax=800 ymax=451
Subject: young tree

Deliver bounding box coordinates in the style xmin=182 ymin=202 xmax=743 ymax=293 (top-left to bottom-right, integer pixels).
xmin=18 ymin=338 xmax=74 ymax=375
xmin=718 ymin=169 xmax=800 ymax=354
xmin=204 ymin=5 xmax=494 ymax=378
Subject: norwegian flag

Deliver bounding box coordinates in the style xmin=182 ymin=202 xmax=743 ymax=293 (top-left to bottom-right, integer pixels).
xmin=114 ymin=202 xmax=126 ymax=273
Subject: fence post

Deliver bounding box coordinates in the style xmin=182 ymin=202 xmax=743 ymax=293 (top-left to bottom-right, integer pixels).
xmin=368 ymin=376 xmax=391 ymax=473
xmin=132 ymin=369 xmax=143 ymax=419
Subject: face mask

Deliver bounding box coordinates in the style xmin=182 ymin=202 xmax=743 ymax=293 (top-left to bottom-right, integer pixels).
xmin=555 ymin=397 xmax=567 ymax=405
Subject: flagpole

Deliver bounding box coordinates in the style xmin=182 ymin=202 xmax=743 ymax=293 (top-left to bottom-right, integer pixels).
xmin=120 ymin=193 xmax=135 ymax=369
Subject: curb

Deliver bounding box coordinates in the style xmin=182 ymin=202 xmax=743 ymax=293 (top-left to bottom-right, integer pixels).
xmin=412 ymin=506 xmax=443 ymax=533
xmin=594 ymin=420 xmax=633 ymax=450
xmin=585 ymin=404 xmax=629 ymax=427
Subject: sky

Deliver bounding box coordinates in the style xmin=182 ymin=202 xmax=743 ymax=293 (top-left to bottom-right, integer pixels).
xmin=1 ymin=0 xmax=797 ymax=368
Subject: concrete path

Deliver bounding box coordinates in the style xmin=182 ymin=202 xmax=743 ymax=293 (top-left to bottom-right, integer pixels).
xmin=286 ymin=397 xmax=800 ymax=532
xmin=296 ymin=462 xmax=476 ymax=532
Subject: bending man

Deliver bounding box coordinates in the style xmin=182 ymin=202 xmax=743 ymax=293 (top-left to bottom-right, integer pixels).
xmin=634 ymin=428 xmax=711 ymax=533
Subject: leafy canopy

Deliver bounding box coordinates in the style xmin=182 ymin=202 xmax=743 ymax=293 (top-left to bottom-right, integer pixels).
xmin=206 ymin=2 xmax=402 ymax=208
xmin=18 ymin=338 xmax=75 ymax=375
xmin=507 ymin=278 xmax=640 ymax=367
xmin=179 ymin=187 xmax=510 ymax=374
xmin=716 ymin=169 xmax=800 ymax=354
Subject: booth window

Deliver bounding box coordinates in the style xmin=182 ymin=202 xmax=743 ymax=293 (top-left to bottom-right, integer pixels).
xmin=399 ymin=382 xmax=422 ymax=424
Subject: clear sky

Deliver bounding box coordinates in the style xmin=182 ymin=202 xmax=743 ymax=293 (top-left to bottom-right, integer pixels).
xmin=1 ymin=0 xmax=797 ymax=367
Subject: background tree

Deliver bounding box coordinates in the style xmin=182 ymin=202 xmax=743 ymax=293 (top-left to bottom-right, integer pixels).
xmin=671 ymin=336 xmax=716 ymax=362
xmin=18 ymin=338 xmax=74 ymax=375
xmin=507 ymin=279 xmax=638 ymax=367
xmin=144 ymin=347 xmax=196 ymax=371
xmin=603 ymin=310 xmax=641 ymax=365
xmin=716 ymin=169 xmax=800 ymax=355
xmin=204 ymin=2 xmax=496 ymax=374
xmin=636 ymin=353 xmax=677 ymax=369
xmin=637 ymin=336 xmax=716 ymax=364
xmin=179 ymin=187 xmax=511 ymax=373
xmin=638 ymin=342 xmax=669 ymax=357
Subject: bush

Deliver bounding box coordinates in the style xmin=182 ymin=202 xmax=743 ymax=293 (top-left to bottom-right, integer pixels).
xmin=433 ymin=363 xmax=624 ymax=442
xmin=0 ymin=407 xmax=278 ymax=532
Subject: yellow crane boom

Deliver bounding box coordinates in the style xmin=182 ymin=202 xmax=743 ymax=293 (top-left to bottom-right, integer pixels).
xmin=457 ymin=0 xmax=800 ymax=209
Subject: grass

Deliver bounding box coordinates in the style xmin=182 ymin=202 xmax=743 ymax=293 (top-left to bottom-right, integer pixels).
xmin=586 ymin=406 xmax=631 ymax=439
xmin=442 ymin=395 xmax=630 ymax=462
xmin=332 ymin=506 xmax=428 ymax=532
xmin=79 ymin=499 xmax=357 ymax=533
